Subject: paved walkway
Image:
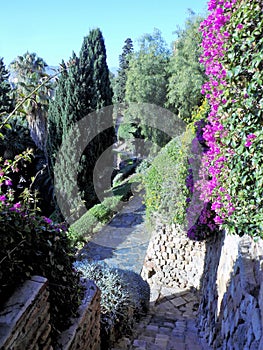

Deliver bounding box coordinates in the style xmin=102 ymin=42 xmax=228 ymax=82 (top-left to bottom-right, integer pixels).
xmin=77 ymin=192 xmax=150 ymax=273
xmin=111 ymin=287 xmax=209 ymax=350
xmin=78 ymin=193 xmax=210 ymax=350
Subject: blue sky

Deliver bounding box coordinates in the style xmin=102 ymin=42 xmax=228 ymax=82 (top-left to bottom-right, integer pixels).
xmin=1 ymin=0 xmax=208 ymax=69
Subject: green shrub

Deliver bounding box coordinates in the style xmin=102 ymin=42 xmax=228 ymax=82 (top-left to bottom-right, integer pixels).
xmin=0 ymin=153 xmax=83 ymax=342
xmin=143 ymin=129 xmax=194 ymax=225
xmin=69 ymin=176 xmax=139 ymax=246
xmin=74 ymin=261 xmax=150 ymax=349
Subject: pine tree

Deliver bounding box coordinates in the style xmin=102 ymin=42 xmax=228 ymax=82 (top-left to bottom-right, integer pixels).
xmin=114 ymin=38 xmax=133 ymax=103
xmin=47 ymin=29 xmax=114 ymax=221
xmin=0 ymin=58 xmax=13 ymax=115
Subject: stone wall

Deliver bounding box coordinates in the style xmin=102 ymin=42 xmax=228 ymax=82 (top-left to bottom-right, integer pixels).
xmin=56 ymin=279 xmax=101 ymax=350
xmin=0 ymin=275 xmax=52 ymax=350
xmin=0 ymin=277 xmax=101 ymax=350
xmin=141 ymin=217 xmax=263 ymax=349
xmin=198 ymin=232 xmax=263 ymax=349
xmin=141 ymin=218 xmax=206 ymax=299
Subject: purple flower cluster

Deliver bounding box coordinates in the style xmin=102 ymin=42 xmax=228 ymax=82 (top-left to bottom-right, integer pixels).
xmin=0 ymin=162 xmax=60 ymax=231
xmin=187 ymin=203 xmax=216 ymax=240
xmin=197 ymin=0 xmax=238 ymax=224
xmin=245 ymin=133 xmax=256 ymax=148
xmin=195 ymin=119 xmax=210 ymax=152
xmin=186 ymin=120 xmax=217 ymax=240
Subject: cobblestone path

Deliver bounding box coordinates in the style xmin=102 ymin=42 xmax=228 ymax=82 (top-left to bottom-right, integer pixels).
xmin=111 ymin=287 xmax=209 ymax=350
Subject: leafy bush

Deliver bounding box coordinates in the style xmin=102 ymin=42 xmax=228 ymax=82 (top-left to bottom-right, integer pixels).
xmin=74 ymin=261 xmax=150 ymax=349
xmin=69 ymin=195 xmax=121 ymax=246
xmin=198 ymin=0 xmax=263 ymax=237
xmin=143 ymin=130 xmax=194 ymax=225
xmin=0 ymin=153 xmax=83 ymax=341
xmin=69 ymin=175 xmax=140 ymax=246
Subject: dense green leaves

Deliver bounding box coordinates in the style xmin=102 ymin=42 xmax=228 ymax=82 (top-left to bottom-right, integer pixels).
xmin=125 ymin=29 xmax=170 ymax=107
xmin=143 ymin=130 xmax=193 ymax=225
xmin=9 ymin=52 xmax=52 ymax=151
xmin=47 ymin=29 xmax=115 ymax=219
xmin=0 ymin=58 xmax=13 ymax=115
xmin=114 ymin=38 xmax=133 ymax=104
xmin=166 ymin=13 xmax=206 ymax=123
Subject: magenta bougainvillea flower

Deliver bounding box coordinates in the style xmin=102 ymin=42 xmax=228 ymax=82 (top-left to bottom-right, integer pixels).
xmin=196 ymin=0 xmax=239 ymax=226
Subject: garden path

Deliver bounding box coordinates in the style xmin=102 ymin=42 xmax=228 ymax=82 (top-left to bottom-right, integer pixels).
xmin=77 ymin=191 xmax=150 ymax=273
xmin=78 ymin=193 xmax=210 ymax=350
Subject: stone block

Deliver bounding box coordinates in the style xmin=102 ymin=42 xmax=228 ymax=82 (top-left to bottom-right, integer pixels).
xmin=0 ymin=276 xmax=50 ymax=350
xmin=252 ymin=308 xmax=262 ymax=341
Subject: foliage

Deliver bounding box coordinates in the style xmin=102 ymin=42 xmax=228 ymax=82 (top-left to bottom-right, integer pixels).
xmin=123 ymin=29 xmax=171 ymax=152
xmin=114 ymin=38 xmax=133 ymax=104
xmin=0 ymin=57 xmax=13 ymax=115
xmin=187 ymin=99 xmax=210 ymax=134
xmin=9 ymin=52 xmax=53 ymax=151
xmin=74 ymin=261 xmax=150 ymax=348
xmin=143 ymin=130 xmax=193 ymax=225
xmin=0 ymin=153 xmax=83 ymax=341
xmin=125 ymin=28 xmax=170 ymax=107
xmin=68 ymin=175 xmax=138 ymax=246
xmin=198 ymin=0 xmax=263 ymax=237
xmin=47 ymin=29 xmax=115 ymax=219
xmin=166 ymin=12 xmax=206 ymax=123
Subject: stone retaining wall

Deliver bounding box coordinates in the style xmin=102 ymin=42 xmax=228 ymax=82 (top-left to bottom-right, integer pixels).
xmin=141 ymin=217 xmax=263 ymax=349
xmin=0 ymin=275 xmax=52 ymax=350
xmin=56 ymin=279 xmax=100 ymax=350
xmin=141 ymin=218 xmax=206 ymax=295
xmin=199 ymin=232 xmax=263 ymax=349
xmin=0 ymin=277 xmax=101 ymax=350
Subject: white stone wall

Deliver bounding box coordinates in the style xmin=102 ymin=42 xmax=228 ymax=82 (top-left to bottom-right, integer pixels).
xmin=0 ymin=276 xmax=52 ymax=350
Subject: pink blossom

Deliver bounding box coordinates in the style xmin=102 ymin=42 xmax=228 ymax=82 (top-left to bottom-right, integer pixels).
xmin=5 ymin=179 xmax=12 ymax=186
xmin=214 ymin=216 xmax=224 ymax=224
xmin=247 ymin=134 xmax=256 ymax=140
xmin=43 ymin=217 xmax=53 ymax=225
xmin=245 ymin=141 xmax=252 ymax=147
xmin=9 ymin=202 xmax=22 ymax=212
xmin=0 ymin=195 xmax=7 ymax=201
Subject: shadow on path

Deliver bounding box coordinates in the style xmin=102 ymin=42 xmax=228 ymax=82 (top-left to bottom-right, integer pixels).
xmin=77 ymin=193 xmax=150 ymax=274
xmin=111 ymin=288 xmax=210 ymax=350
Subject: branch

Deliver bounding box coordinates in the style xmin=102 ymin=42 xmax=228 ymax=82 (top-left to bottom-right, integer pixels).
xmin=0 ymin=239 xmax=26 ymax=265
xmin=0 ymin=68 xmax=63 ymax=129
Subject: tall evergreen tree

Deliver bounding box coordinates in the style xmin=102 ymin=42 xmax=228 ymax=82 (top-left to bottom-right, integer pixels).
xmin=47 ymin=29 xmax=114 ymax=221
xmin=0 ymin=58 xmax=13 ymax=115
xmin=114 ymin=38 xmax=133 ymax=103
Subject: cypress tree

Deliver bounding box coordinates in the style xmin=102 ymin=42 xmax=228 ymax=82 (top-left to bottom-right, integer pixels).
xmin=0 ymin=58 xmax=13 ymax=115
xmin=47 ymin=29 xmax=114 ymax=221
xmin=114 ymin=38 xmax=133 ymax=103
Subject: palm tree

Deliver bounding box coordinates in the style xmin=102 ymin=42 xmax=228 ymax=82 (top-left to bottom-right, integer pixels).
xmin=9 ymin=52 xmax=53 ymax=153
